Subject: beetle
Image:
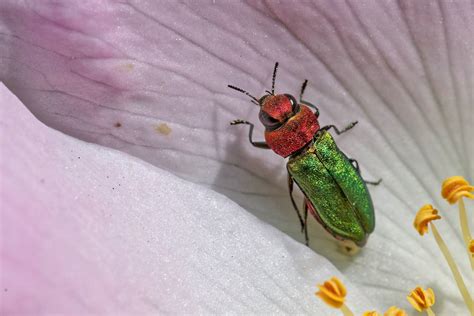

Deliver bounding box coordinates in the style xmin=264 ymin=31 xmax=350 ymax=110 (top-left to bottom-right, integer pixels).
xmin=228 ymin=62 xmax=380 ymax=249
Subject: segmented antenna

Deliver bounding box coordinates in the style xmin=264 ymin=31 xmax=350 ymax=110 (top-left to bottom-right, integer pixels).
xmin=228 ymin=85 xmax=259 ymax=105
xmin=300 ymin=79 xmax=308 ymax=101
xmin=271 ymin=62 xmax=279 ymax=95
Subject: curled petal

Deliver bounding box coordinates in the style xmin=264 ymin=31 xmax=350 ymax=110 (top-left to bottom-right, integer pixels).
xmin=407 ymin=287 xmax=435 ymax=312
xmin=315 ymin=277 xmax=347 ymax=308
xmin=0 ymin=84 xmax=363 ymax=315
xmin=441 ymin=176 xmax=474 ymax=204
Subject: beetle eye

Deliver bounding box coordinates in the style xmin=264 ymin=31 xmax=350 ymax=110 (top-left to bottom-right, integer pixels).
xmin=259 ymin=111 xmax=281 ymax=130
xmin=284 ymin=94 xmax=300 ymax=114
xmin=258 ymin=94 xmax=269 ymax=105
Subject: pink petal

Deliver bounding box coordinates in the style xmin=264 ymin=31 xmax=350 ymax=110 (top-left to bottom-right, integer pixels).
xmin=1 ymin=2 xmax=472 ymax=313
xmin=1 ymin=84 xmax=372 ymax=314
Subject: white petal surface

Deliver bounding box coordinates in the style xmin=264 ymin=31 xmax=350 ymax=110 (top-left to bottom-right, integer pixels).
xmin=1 ymin=1 xmax=472 ymax=314
xmin=0 ymin=83 xmax=375 ymax=314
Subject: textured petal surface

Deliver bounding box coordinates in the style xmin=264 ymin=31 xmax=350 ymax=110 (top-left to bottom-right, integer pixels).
xmin=0 ymin=84 xmax=374 ymax=314
xmin=1 ymin=1 xmax=472 ymax=314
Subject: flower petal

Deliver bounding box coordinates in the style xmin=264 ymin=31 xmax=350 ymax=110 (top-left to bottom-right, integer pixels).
xmin=260 ymin=2 xmax=471 ymax=312
xmin=1 ymin=2 xmax=472 ymax=314
xmin=1 ymin=83 xmax=376 ymax=314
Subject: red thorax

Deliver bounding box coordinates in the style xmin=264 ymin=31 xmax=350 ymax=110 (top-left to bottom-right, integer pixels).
xmin=264 ymin=105 xmax=320 ymax=157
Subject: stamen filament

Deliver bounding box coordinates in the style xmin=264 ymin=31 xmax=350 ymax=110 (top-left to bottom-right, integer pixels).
xmin=458 ymin=198 xmax=474 ymax=269
xmin=340 ymin=304 xmax=354 ymax=316
xmin=430 ymin=223 xmax=473 ymax=312
xmin=426 ymin=307 xmax=436 ymax=316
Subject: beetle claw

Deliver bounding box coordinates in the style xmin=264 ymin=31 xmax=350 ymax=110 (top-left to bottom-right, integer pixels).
xmin=365 ymin=178 xmax=382 ymax=186
xmin=230 ymin=119 xmax=248 ymax=125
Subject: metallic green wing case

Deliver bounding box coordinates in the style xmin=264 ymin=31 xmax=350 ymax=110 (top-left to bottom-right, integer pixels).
xmin=287 ymin=130 xmax=375 ymax=245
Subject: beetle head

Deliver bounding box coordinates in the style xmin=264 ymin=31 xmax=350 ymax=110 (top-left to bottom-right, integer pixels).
xmin=258 ymin=94 xmax=299 ymax=130
xmin=227 ymin=62 xmax=303 ymax=130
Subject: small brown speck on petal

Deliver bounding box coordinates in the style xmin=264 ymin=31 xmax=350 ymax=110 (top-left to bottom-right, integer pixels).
xmin=155 ymin=123 xmax=172 ymax=136
xmin=117 ymin=63 xmax=134 ymax=72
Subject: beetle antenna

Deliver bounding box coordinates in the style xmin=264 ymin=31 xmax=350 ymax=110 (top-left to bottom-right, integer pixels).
xmin=299 ymin=79 xmax=308 ymax=102
xmin=271 ymin=62 xmax=279 ymax=94
xmin=228 ymin=85 xmax=259 ymax=105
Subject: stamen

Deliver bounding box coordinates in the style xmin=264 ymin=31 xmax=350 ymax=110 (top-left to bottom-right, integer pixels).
xmin=459 ymin=198 xmax=474 ymax=269
xmin=430 ymin=223 xmax=473 ymax=312
xmin=414 ymin=204 xmax=473 ymax=312
xmin=407 ymin=286 xmax=436 ymax=315
xmin=469 ymin=239 xmax=474 ymax=259
xmin=413 ymin=204 xmax=441 ymax=236
xmin=384 ymin=306 xmax=407 ymax=316
xmin=441 ymin=176 xmax=473 ymax=269
xmin=315 ymin=277 xmax=354 ymax=316
xmin=362 ymin=311 xmax=380 ymax=316
xmin=441 ymin=176 xmax=474 ymax=204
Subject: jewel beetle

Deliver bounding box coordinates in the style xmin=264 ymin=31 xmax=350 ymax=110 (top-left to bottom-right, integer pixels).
xmin=228 ymin=62 xmax=380 ymax=249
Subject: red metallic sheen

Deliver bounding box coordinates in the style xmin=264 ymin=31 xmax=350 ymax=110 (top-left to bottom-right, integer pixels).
xmin=264 ymin=106 xmax=319 ymax=157
xmin=305 ymin=198 xmax=318 ymax=219
xmin=261 ymin=95 xmax=293 ymax=122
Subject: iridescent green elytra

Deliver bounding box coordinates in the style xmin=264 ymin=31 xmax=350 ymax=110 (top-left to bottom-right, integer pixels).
xmin=287 ymin=130 xmax=375 ymax=246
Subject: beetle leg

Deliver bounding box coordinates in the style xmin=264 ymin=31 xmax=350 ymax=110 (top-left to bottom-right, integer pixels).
xmin=322 ymin=121 xmax=358 ymax=135
xmin=349 ymin=158 xmax=382 ymax=186
xmin=287 ymin=174 xmax=305 ymax=232
xmin=299 ymin=80 xmax=320 ymax=116
xmin=349 ymin=158 xmax=360 ymax=172
xmin=300 ymin=101 xmax=319 ymax=117
xmin=365 ymin=178 xmax=382 ymax=186
xmin=303 ymin=200 xmax=309 ymax=246
xmin=230 ymin=120 xmax=270 ymax=149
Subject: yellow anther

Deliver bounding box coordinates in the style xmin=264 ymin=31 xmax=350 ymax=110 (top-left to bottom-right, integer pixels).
xmin=444 ymin=176 xmax=474 ymax=269
xmin=315 ymin=276 xmax=347 ymax=308
xmin=413 ymin=204 xmax=441 ymax=235
xmin=363 ymin=311 xmax=381 ymax=316
xmin=315 ymin=277 xmax=354 ymax=316
xmin=407 ymin=286 xmax=435 ymax=312
xmin=469 ymin=239 xmax=474 ymax=258
xmin=441 ymin=176 xmax=474 ymax=204
xmin=384 ymin=306 xmax=407 ymax=316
